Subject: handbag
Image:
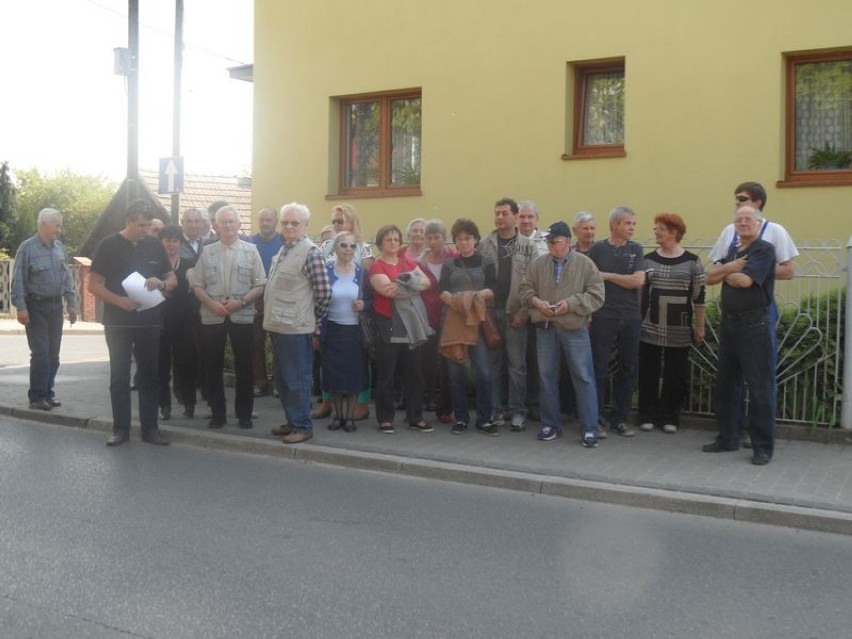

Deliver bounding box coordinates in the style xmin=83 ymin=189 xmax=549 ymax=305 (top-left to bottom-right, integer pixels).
xmin=359 ymin=309 xmax=374 ymax=349
xmin=459 ymin=258 xmax=503 ymax=350
xmin=480 ymin=309 xmax=503 ymax=350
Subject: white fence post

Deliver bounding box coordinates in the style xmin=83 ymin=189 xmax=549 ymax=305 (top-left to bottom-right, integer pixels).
xmin=842 ymin=235 xmax=852 ymax=430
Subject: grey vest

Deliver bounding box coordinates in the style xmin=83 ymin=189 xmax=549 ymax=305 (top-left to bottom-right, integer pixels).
xmin=263 ymin=238 xmax=317 ymax=335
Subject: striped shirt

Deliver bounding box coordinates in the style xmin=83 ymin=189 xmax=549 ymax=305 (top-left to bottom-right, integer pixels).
xmin=640 ymin=250 xmax=705 ymax=348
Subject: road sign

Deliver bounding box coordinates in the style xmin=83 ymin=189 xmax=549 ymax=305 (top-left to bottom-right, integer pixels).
xmin=158 ymin=157 xmax=184 ymax=194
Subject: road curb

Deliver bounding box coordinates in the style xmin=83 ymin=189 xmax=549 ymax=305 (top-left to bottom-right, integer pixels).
xmin=6 ymin=404 xmax=852 ymax=536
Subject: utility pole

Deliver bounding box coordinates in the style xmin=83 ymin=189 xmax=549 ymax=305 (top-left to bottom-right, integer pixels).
xmin=170 ymin=0 xmax=184 ymax=224
xmin=127 ymin=0 xmax=139 ymax=201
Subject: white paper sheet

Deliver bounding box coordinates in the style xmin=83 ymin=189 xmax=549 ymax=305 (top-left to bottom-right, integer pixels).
xmin=121 ymin=271 xmax=165 ymax=311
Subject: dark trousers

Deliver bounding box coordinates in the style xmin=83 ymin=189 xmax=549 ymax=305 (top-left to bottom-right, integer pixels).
xmin=637 ymin=342 xmax=690 ymax=427
xmin=421 ymin=332 xmax=451 ymax=415
xmin=252 ymin=299 xmax=273 ymax=392
xmin=590 ymin=315 xmax=641 ymax=424
xmin=25 ymin=297 xmax=64 ymax=403
xmin=374 ymin=323 xmax=424 ymax=424
xmin=159 ymin=319 xmax=197 ymax=410
xmin=714 ymin=309 xmax=776 ymax=457
xmin=105 ymin=325 xmax=160 ymax=434
xmin=199 ymin=319 xmax=254 ymax=421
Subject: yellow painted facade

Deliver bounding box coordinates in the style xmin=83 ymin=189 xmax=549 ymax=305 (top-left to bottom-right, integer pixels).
xmin=252 ymin=0 xmax=851 ymax=244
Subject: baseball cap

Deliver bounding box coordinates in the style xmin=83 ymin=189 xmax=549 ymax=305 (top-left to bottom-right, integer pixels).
xmin=544 ymin=221 xmax=572 ymax=240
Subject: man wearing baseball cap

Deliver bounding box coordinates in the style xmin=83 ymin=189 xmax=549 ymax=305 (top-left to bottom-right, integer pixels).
xmin=519 ymin=221 xmax=605 ymax=447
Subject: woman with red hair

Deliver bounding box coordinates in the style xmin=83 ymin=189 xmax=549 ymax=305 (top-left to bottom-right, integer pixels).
xmin=638 ymin=213 xmax=706 ymax=434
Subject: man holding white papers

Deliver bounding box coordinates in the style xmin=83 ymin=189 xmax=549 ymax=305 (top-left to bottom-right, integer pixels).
xmin=89 ymin=198 xmax=176 ymax=447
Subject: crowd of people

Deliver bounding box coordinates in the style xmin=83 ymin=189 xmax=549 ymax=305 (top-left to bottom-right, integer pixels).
xmin=12 ymin=180 xmax=797 ymax=465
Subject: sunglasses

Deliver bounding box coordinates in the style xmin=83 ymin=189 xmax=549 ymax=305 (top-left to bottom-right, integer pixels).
xmin=332 ymin=218 xmax=345 ymax=225
xmin=735 ymin=195 xmax=751 ymax=203
xmin=338 ymin=242 xmax=357 ymax=249
xmin=281 ymin=220 xmax=302 ymax=227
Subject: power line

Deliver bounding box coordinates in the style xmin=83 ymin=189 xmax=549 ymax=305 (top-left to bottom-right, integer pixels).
xmin=82 ymin=0 xmax=250 ymax=66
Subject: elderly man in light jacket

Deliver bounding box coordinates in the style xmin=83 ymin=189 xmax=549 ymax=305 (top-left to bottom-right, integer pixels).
xmin=519 ymin=221 xmax=604 ymax=448
xmin=190 ymin=206 xmax=266 ymax=430
xmin=263 ymin=202 xmax=331 ymax=444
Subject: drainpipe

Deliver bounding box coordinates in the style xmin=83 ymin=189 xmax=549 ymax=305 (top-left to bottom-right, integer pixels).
xmin=842 ymin=235 xmax=852 ymax=429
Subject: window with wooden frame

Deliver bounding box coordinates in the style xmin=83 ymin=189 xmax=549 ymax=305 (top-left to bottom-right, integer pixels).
xmin=781 ymin=50 xmax=852 ymax=187
xmin=337 ymin=89 xmax=422 ymax=197
xmin=566 ymin=58 xmax=625 ymax=159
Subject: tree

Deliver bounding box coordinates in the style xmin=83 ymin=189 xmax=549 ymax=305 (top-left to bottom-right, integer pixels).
xmin=11 ymin=168 xmax=118 ymax=257
xmin=0 ymin=161 xmax=17 ymax=257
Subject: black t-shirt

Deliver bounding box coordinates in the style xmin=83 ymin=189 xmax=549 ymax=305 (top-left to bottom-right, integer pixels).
xmin=494 ymin=234 xmax=518 ymax=307
xmin=588 ymin=239 xmax=645 ymax=320
xmin=91 ymin=232 xmax=173 ymax=327
xmin=719 ymin=239 xmax=776 ymax=314
xmin=439 ymin=254 xmax=497 ymax=294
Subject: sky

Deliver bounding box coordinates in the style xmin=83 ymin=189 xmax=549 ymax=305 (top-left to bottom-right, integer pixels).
xmin=1 ymin=0 xmax=253 ymax=181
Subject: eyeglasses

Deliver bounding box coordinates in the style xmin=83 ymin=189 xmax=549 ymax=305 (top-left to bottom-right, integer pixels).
xmin=281 ymin=220 xmax=302 ymax=227
xmin=735 ymin=195 xmax=751 ymax=203
xmin=332 ymin=218 xmax=345 ymax=225
xmin=338 ymin=242 xmax=357 ymax=249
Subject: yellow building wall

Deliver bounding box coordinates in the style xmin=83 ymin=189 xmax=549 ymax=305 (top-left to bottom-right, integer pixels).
xmin=253 ymin=0 xmax=851 ymax=246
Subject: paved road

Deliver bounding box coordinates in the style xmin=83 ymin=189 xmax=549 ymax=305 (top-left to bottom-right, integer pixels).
xmin=2 ymin=416 xmax=851 ymax=639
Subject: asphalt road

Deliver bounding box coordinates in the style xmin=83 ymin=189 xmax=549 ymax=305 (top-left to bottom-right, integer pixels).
xmin=1 ymin=416 xmax=851 ymax=639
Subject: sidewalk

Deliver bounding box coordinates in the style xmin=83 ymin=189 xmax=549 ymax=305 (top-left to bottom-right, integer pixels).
xmin=2 ymin=319 xmax=852 ymax=535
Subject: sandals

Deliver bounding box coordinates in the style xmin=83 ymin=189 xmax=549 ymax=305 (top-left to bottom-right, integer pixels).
xmin=379 ymin=422 xmax=395 ymax=434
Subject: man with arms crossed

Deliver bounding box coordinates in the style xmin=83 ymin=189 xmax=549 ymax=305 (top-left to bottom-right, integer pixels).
xmin=709 ymin=181 xmax=797 ymax=447
xmin=703 ymin=206 xmax=776 ymax=465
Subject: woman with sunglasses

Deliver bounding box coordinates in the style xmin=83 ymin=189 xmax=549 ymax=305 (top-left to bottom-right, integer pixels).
xmin=317 ymin=232 xmax=370 ymax=432
xmin=313 ymin=203 xmax=374 ymax=421
xmin=320 ymin=203 xmax=373 ymax=268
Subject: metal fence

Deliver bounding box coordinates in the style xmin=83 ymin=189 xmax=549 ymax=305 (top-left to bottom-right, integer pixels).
xmin=0 ymin=260 xmax=11 ymax=316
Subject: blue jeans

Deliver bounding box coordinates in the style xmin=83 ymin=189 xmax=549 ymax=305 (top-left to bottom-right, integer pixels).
xmin=272 ymin=333 xmax=314 ymax=432
xmin=714 ymin=308 xmax=776 ymax=457
xmin=536 ymin=325 xmax=598 ymax=434
xmin=490 ymin=308 xmax=528 ymax=418
xmin=589 ymin=315 xmax=641 ymax=424
xmin=24 ymin=296 xmax=64 ymax=403
xmin=447 ymin=330 xmax=493 ymax=426
xmin=104 ymin=325 xmax=161 ymax=434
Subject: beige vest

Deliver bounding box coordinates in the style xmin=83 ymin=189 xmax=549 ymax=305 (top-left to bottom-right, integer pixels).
xmin=263 ymin=238 xmax=317 ymax=334
xmin=196 ymin=239 xmax=262 ymax=325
